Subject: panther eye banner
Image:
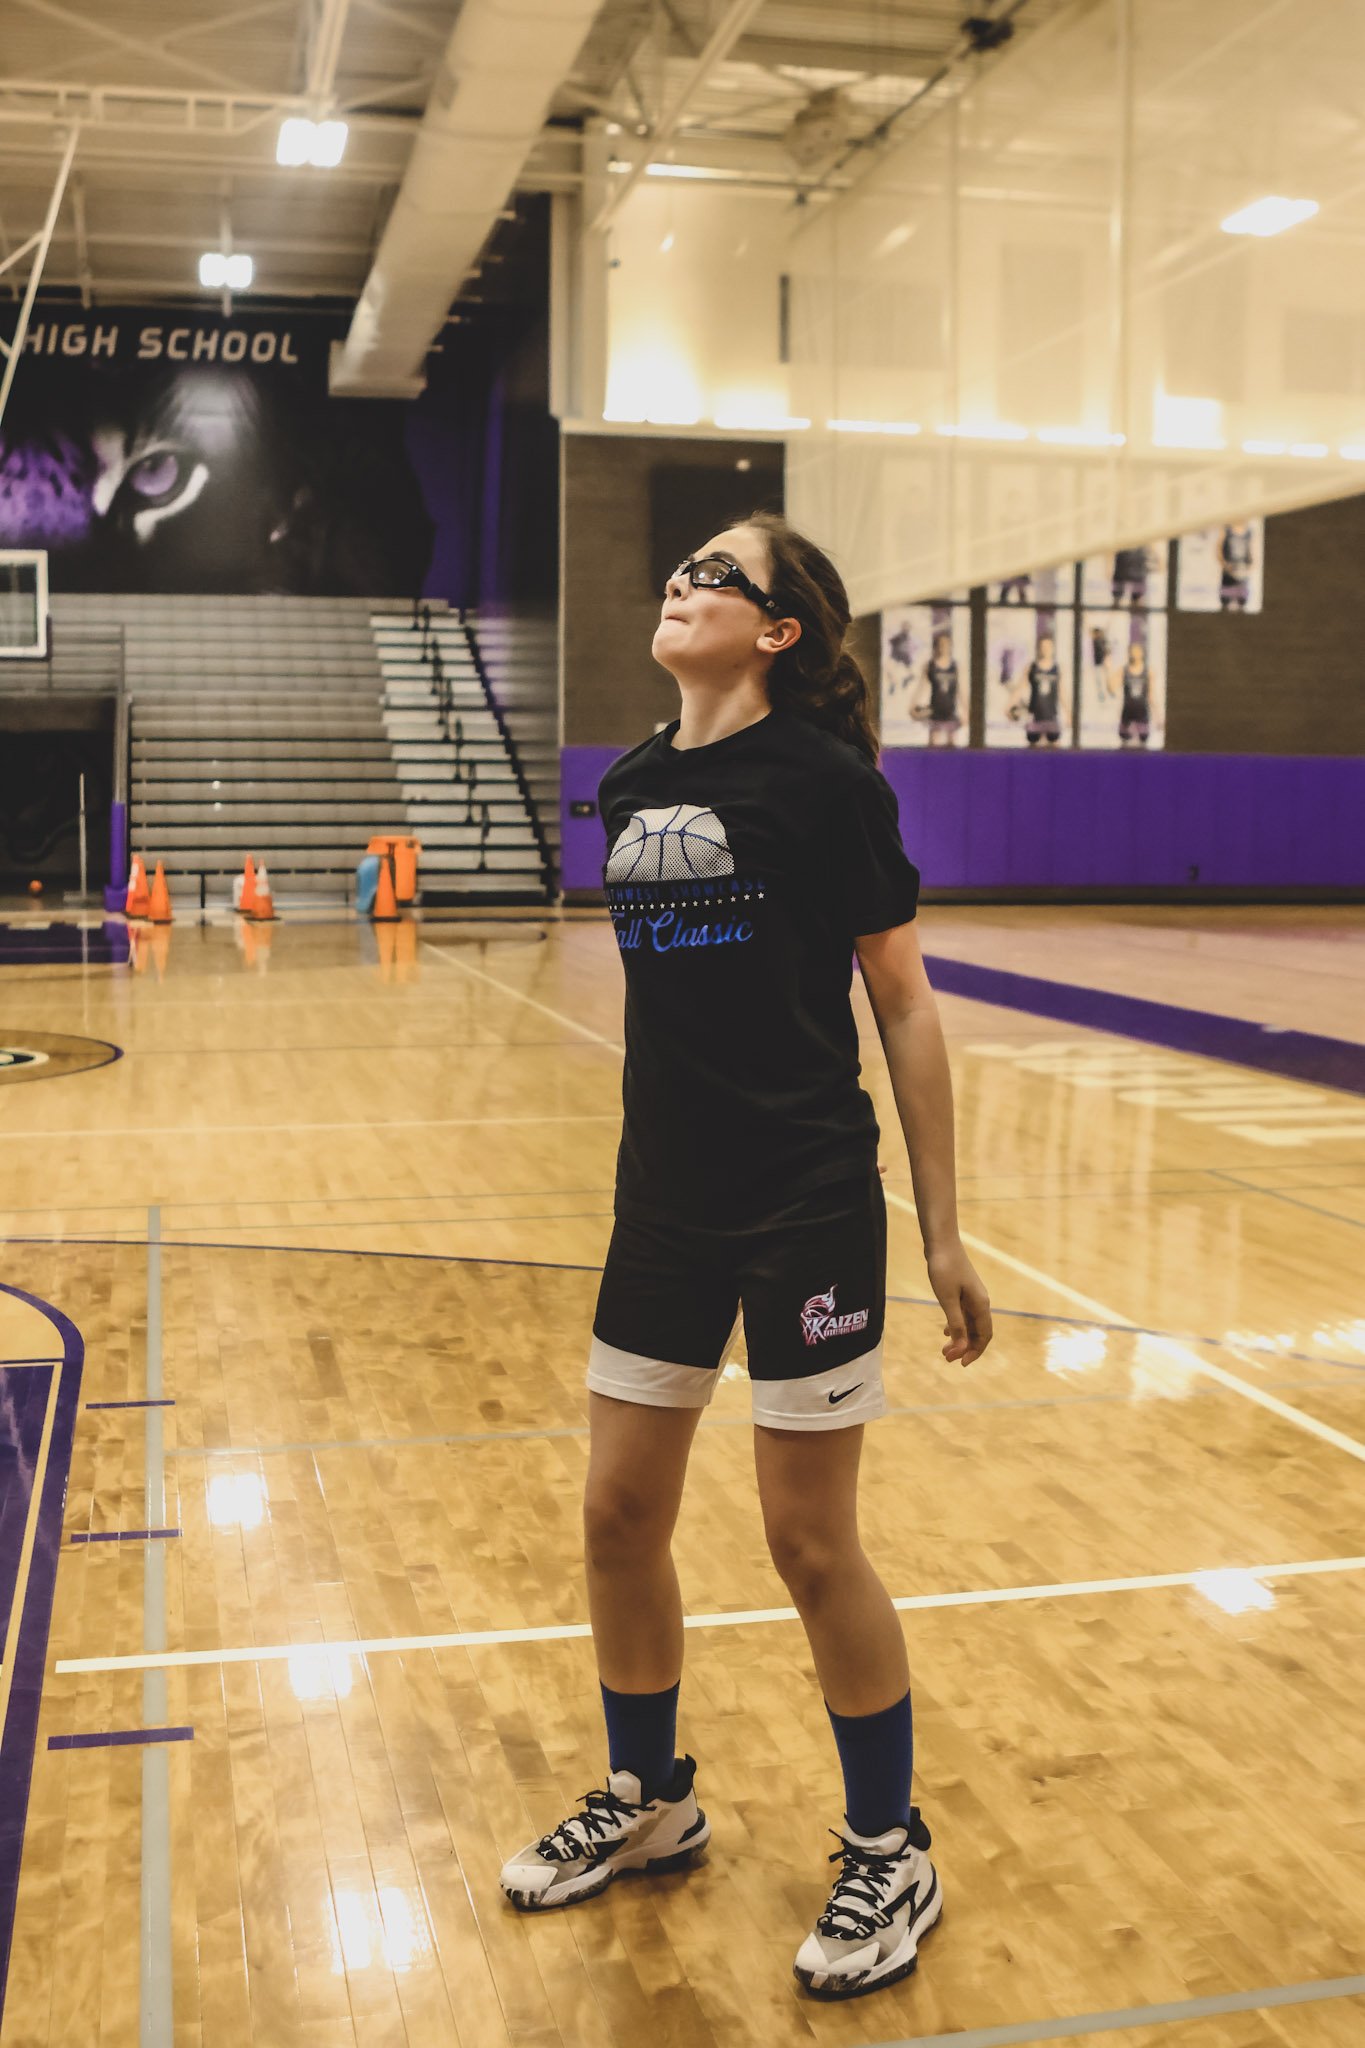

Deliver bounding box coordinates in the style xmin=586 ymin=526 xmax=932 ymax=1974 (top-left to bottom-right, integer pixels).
xmin=0 ymin=309 xmax=437 ymax=595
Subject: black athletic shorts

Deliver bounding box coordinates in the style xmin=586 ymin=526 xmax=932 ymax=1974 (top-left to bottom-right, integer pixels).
xmin=587 ymin=1167 xmax=887 ymax=1431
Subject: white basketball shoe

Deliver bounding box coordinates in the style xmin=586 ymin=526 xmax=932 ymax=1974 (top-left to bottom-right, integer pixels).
xmin=793 ymin=1812 xmax=942 ymax=1999
xmin=499 ymin=1756 xmax=710 ymax=1911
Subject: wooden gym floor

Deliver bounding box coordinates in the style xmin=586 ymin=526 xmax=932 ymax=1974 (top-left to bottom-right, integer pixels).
xmin=0 ymin=902 xmax=1363 ymax=2047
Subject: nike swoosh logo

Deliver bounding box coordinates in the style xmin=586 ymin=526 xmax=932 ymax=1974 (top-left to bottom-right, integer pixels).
xmin=827 ymin=1383 xmax=863 ymax=1406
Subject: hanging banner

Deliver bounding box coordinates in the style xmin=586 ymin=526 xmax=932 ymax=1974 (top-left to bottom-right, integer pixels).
xmin=881 ymin=601 xmax=970 ymax=747
xmin=1079 ymin=610 xmax=1167 ymax=749
xmin=1175 ymin=520 xmax=1264 ymax=611
xmin=985 ymin=605 xmax=1073 ymax=749
xmin=988 ymin=563 xmax=1074 ymax=607
xmin=1080 ymin=541 xmax=1169 ymax=609
xmin=0 ymin=308 xmax=447 ymax=595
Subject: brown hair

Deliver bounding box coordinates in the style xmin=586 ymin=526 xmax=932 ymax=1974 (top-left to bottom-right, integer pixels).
xmin=741 ymin=509 xmax=880 ymax=762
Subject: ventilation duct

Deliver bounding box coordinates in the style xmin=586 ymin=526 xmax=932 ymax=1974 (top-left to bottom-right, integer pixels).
xmin=330 ymin=0 xmax=602 ymax=397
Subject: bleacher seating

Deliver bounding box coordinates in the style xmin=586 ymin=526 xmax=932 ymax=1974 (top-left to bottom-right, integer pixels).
xmin=49 ymin=592 xmax=553 ymax=904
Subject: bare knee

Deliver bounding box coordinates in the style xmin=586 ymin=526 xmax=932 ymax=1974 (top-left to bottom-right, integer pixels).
xmin=764 ymin=1516 xmax=859 ymax=1606
xmin=583 ymin=1475 xmax=673 ymax=1574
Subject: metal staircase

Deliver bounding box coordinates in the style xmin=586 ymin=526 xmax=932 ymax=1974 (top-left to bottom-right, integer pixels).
xmin=370 ymin=602 xmax=553 ymax=903
xmin=46 ymin=592 xmax=552 ymax=906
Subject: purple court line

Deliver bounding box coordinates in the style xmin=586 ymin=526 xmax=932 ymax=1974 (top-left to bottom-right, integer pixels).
xmin=1207 ymin=1168 xmax=1365 ymax=1241
xmin=0 ymin=1231 xmax=603 ymax=1274
xmin=69 ymin=1529 xmax=181 ymax=1545
xmin=0 ymin=1357 xmax=62 ymax=1366
xmin=125 ymin=1038 xmax=585 ymax=1056
xmin=923 ymin=954 xmax=1365 ymax=1098
xmin=0 ymin=1233 xmax=1360 ymax=1372
xmin=48 ymin=1728 xmax=192 ymax=1751
xmin=0 ymin=1281 xmax=84 ymax=2017
xmin=86 ymin=1398 xmax=175 ymax=1410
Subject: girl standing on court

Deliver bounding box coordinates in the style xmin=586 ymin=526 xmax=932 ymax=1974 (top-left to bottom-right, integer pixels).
xmin=499 ymin=510 xmax=993 ymax=2002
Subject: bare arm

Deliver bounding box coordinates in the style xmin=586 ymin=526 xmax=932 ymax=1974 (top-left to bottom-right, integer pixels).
xmin=855 ymin=919 xmax=994 ymax=1366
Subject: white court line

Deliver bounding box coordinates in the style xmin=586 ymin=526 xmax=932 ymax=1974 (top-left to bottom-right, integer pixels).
xmin=53 ymin=1552 xmax=1365 ymax=1675
xmin=0 ymin=1114 xmax=618 ymax=1143
xmin=420 ymin=939 xmax=624 ymax=1052
xmin=419 ymin=936 xmax=1365 ymax=1472
xmin=899 ymin=1200 xmax=1365 ymax=1470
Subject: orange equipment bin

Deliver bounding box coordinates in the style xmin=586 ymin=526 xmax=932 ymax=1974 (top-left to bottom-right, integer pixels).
xmin=366 ymin=833 xmax=422 ymax=904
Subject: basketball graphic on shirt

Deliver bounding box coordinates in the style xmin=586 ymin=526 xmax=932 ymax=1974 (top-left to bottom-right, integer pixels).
xmin=605 ymin=803 xmax=735 ymax=883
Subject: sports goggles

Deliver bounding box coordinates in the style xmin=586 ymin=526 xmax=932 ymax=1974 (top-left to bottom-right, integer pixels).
xmin=667 ymin=553 xmax=781 ymax=616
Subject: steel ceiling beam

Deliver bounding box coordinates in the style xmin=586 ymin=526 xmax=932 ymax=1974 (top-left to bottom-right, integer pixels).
xmin=71 ymin=170 xmax=93 ymax=303
xmin=9 ymin=0 xmax=266 ymax=99
xmin=0 ymin=81 xmax=422 ymax=139
xmin=28 ymin=0 xmax=299 ymax=91
xmin=350 ymin=0 xmax=449 ymax=44
xmin=0 ymin=123 xmax=78 ymax=432
xmin=587 ymin=0 xmax=768 ymax=232
xmin=305 ymin=0 xmax=355 ymax=103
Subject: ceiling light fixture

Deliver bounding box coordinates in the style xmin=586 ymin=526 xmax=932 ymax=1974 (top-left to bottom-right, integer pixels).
xmin=936 ymin=421 xmax=1029 ymax=441
xmin=1220 ymin=195 xmax=1318 ymax=237
xmin=277 ymin=116 xmax=349 ymax=167
xmin=1036 ymin=425 xmax=1125 ymax=446
xmin=713 ymin=411 xmax=810 ymax=431
xmin=645 ymin=163 xmax=734 ymax=181
xmin=199 ymin=252 xmax=253 ymax=289
xmin=827 ymin=418 xmax=921 ymax=435
xmin=1153 ymin=391 xmax=1224 ymax=449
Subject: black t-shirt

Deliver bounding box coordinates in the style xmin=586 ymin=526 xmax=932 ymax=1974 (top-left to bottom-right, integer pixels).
xmin=598 ymin=706 xmax=921 ymax=1222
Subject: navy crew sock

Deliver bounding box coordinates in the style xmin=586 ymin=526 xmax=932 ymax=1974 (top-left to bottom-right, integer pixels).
xmin=825 ymin=1689 xmax=915 ymax=1839
xmin=599 ymin=1679 xmax=680 ymax=1802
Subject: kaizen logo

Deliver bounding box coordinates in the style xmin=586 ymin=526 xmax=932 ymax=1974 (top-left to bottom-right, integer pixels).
xmin=800 ymin=1282 xmax=870 ymax=1346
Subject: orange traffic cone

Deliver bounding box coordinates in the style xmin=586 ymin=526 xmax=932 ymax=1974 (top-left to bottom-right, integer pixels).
xmin=148 ymin=861 xmax=173 ymax=924
xmin=371 ymin=854 xmax=400 ymax=922
xmin=238 ymin=855 xmax=259 ymax=917
xmin=249 ymin=861 xmax=276 ymax=921
xmin=125 ymin=855 xmax=151 ymax=918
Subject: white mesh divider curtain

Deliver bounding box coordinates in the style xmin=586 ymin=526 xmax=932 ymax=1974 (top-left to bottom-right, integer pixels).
xmin=785 ymin=0 xmax=1365 ymax=614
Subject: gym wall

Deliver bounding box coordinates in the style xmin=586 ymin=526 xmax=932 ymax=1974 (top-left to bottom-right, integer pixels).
xmin=561 ymin=466 xmax=1365 ymax=901
xmin=560 ymin=429 xmax=784 ymax=748
xmin=1167 ymin=493 xmax=1365 ymax=756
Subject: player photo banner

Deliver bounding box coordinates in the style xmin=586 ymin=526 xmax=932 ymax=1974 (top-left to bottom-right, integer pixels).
xmin=1080 ymin=541 xmax=1169 ymax=610
xmin=988 ymin=563 xmax=1076 ymax=608
xmin=880 ymin=602 xmax=970 ymax=748
xmin=985 ymin=606 xmax=1074 ymax=750
xmin=1175 ymin=520 xmax=1264 ymax=612
xmin=1079 ymin=610 xmax=1167 ymax=751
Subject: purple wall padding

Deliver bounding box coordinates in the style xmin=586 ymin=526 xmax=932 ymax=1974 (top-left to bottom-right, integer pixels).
xmin=102 ymin=798 xmax=129 ymax=910
xmin=562 ymin=746 xmax=629 ymax=890
xmin=560 ymin=746 xmax=1365 ymax=892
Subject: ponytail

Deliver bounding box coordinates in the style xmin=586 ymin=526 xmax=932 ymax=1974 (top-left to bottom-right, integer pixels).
xmin=740 ymin=510 xmax=880 ymax=762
